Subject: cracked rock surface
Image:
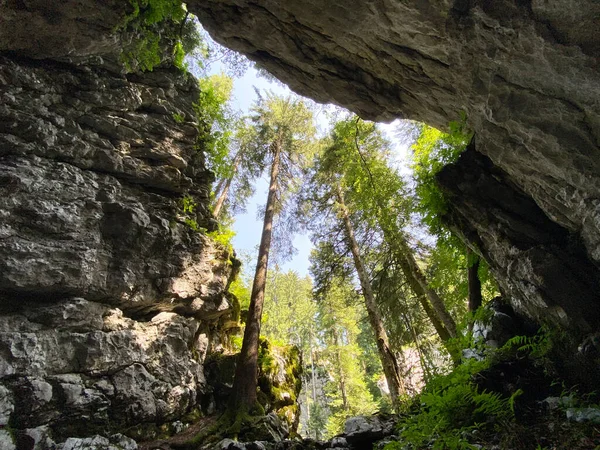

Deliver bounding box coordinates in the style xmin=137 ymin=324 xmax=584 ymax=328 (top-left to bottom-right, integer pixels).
xmin=0 ymin=5 xmax=236 ymax=446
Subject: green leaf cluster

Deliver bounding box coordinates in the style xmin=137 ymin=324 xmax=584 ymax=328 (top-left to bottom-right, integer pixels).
xmin=317 ymin=279 xmax=380 ymax=437
xmin=195 ymin=74 xmax=235 ymax=178
xmin=410 ymin=119 xmax=471 ymax=239
xmin=262 ymin=268 xmax=316 ymax=357
xmin=179 ymin=194 xmax=202 ymax=231
xmin=120 ymin=0 xmax=205 ymax=72
xmin=399 ymin=359 xmax=513 ymax=450
xmin=208 ymin=225 xmax=236 ymax=253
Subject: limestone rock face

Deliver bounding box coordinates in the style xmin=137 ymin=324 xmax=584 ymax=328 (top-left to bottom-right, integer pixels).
xmin=1 ymin=300 xmax=211 ymax=440
xmin=0 ymin=0 xmax=128 ymax=63
xmin=191 ymin=0 xmax=600 ymax=333
xmin=437 ymin=146 xmax=600 ymax=334
xmin=0 ymin=56 xmax=226 ymax=312
xmin=0 ymin=4 xmax=236 ymax=446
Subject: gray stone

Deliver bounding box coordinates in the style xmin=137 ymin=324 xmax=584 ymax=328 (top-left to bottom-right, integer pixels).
xmin=566 ymin=407 xmax=600 ymax=424
xmin=0 ymin=56 xmax=229 ymax=313
xmin=59 ymin=434 xmax=137 ymax=450
xmin=344 ymin=415 xmax=396 ymax=447
xmin=0 ymin=385 xmax=13 ymax=426
xmin=462 ymin=348 xmax=484 ymax=361
xmin=22 ymin=426 xmax=57 ymax=450
xmin=215 ymin=439 xmax=246 ymax=450
xmin=543 ymin=396 xmax=577 ymax=410
xmin=0 ymin=25 xmax=235 ymax=441
xmin=0 ymin=429 xmax=16 ymax=450
xmin=438 ymin=148 xmax=600 ymax=337
xmin=245 ymin=443 xmax=267 ymax=450
xmin=330 ymin=437 xmax=348 ymax=448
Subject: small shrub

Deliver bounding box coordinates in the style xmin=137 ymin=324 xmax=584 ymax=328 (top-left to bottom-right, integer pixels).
xmin=398 ymin=358 xmax=513 ymax=450
xmin=119 ymin=0 xmax=204 ymax=72
xmin=382 ymin=442 xmax=404 ymax=450
xmin=208 ymin=225 xmax=236 ymax=253
xmin=179 ymin=195 xmax=205 ymax=232
xmin=172 ymin=112 xmax=185 ymax=123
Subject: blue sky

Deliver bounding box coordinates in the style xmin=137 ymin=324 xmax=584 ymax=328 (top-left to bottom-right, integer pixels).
xmin=205 ymin=57 xmax=411 ymax=278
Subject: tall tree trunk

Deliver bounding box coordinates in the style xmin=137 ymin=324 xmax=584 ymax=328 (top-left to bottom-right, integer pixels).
xmin=393 ymin=253 xmax=454 ymax=342
xmin=395 ymin=254 xmax=460 ymax=363
xmin=351 ymin=131 xmax=458 ymax=341
xmin=213 ymin=150 xmax=243 ymax=218
xmin=336 ymin=187 xmax=405 ymax=412
xmin=229 ymin=142 xmax=280 ymax=413
xmin=399 ymin=240 xmax=458 ymax=338
xmin=467 ymin=248 xmax=483 ymax=333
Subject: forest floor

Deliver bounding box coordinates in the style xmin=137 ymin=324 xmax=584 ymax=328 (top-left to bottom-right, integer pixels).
xmin=138 ymin=416 xmax=218 ymax=450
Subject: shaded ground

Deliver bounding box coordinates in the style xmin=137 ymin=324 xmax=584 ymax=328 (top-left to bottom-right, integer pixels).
xmin=139 ymin=416 xmax=218 ymax=450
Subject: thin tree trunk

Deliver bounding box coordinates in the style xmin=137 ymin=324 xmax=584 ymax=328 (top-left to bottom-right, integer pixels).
xmin=394 ymin=255 xmax=452 ymax=342
xmin=308 ymin=331 xmax=317 ymax=439
xmin=467 ymin=248 xmax=483 ymax=333
xmin=399 ymin=240 xmax=458 ymax=338
xmin=229 ymin=142 xmax=280 ymax=413
xmin=213 ymin=150 xmax=243 ymax=218
xmin=213 ymin=177 xmax=233 ymax=218
xmin=331 ymin=325 xmax=349 ymax=410
xmin=336 ymin=187 xmax=405 ymax=412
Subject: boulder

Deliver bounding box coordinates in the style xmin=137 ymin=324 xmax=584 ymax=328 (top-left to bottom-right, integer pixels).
xmin=344 ymin=414 xmax=396 ymax=448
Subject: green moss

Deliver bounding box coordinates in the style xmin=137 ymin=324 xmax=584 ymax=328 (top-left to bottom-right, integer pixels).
xmin=182 ymin=407 xmax=203 ymax=423
xmin=254 ymin=338 xmax=303 ymax=431
xmin=185 ymin=404 xmax=268 ymax=448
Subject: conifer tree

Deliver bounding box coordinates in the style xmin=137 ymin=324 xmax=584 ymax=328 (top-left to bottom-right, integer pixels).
xmin=229 ymin=92 xmax=316 ymax=414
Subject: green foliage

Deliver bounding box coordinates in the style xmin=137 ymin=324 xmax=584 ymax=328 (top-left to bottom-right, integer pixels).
xmin=226 ymin=92 xmax=316 ymax=257
xmin=181 ymin=195 xmax=196 ymax=214
xmin=208 ymin=225 xmax=236 ymax=253
xmin=382 ymin=442 xmax=404 ymax=450
xmin=428 ymin=243 xmax=499 ymax=337
xmin=172 ymin=40 xmax=186 ymax=68
xmin=410 ymin=116 xmax=471 ymax=238
xmin=229 ymin=276 xmax=251 ymax=315
xmin=172 ymin=112 xmax=185 ymax=123
xmin=120 ymin=0 xmax=203 ymax=72
xmin=399 ymin=358 xmax=513 ymax=450
xmin=184 ymin=218 xmax=199 ymax=231
xmin=408 ymin=117 xmax=500 ymax=334
xmin=179 ymin=195 xmax=203 ymax=231
xmin=195 ymin=74 xmax=235 ymax=178
xmin=262 ymin=268 xmax=316 ymax=357
xmin=316 ymin=279 xmax=380 ymax=438
xmin=499 ymin=325 xmax=553 ymax=360
xmin=121 ymin=33 xmax=161 ymax=72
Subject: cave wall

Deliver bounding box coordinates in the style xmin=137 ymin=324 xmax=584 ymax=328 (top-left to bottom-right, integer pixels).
xmin=0 ymin=0 xmax=599 ymax=445
xmin=191 ymin=0 xmax=600 ymax=334
xmin=437 ymin=144 xmax=600 ymax=333
xmin=0 ymin=2 xmax=237 ymax=447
